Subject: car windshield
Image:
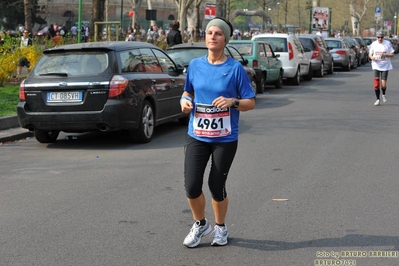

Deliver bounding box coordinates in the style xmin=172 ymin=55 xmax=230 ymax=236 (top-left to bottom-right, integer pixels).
xmin=347 ymin=39 xmax=356 ymax=45
xmin=229 ymin=43 xmax=253 ymax=56
xmin=326 ymin=40 xmax=342 ymax=48
xmin=32 ymin=52 xmax=108 ymax=77
xmin=228 ymin=43 xmax=253 ymax=56
xmin=226 ymin=46 xmax=244 ymax=63
xmin=166 ymin=48 xmax=208 ymax=66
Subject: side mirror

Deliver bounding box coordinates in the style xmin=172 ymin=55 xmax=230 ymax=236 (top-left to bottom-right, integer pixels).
xmin=168 ymin=64 xmax=185 ymax=76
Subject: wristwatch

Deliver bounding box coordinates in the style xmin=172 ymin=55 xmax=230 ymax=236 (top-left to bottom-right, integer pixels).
xmin=232 ymin=99 xmax=239 ymax=108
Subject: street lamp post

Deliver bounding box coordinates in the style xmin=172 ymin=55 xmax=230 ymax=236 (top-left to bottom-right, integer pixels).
xmin=120 ymin=0 xmax=124 ymax=33
xmin=277 ymin=2 xmax=280 ymax=32
xmin=267 ymin=7 xmax=271 ymax=31
xmin=394 ymin=12 xmax=397 ymax=36
xmin=77 ymin=0 xmax=82 ymax=43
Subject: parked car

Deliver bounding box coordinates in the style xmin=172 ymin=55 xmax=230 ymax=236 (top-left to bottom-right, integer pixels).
xmin=363 ymin=37 xmax=376 ymax=51
xmin=297 ymin=34 xmax=334 ymax=77
xmin=324 ymin=37 xmax=357 ymax=71
xmin=165 ymin=42 xmax=257 ymax=94
xmin=345 ymin=37 xmax=362 ymax=67
xmin=17 ymin=41 xmax=187 ymax=143
xmin=392 ymin=38 xmax=399 ymax=53
xmin=226 ymin=45 xmax=258 ymax=94
xmin=353 ymin=36 xmax=369 ymax=64
xmin=386 ymin=37 xmax=399 ymax=54
xmin=228 ymin=40 xmax=284 ymax=92
xmin=251 ymin=33 xmax=312 ymax=85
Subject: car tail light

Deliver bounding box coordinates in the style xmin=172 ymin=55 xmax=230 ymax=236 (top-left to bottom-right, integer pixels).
xmin=312 ymin=45 xmax=320 ymax=59
xmin=19 ymin=80 xmax=26 ymax=101
xmin=109 ymin=75 xmax=128 ymax=98
xmin=288 ymin=42 xmax=294 ymax=60
xmin=335 ymin=50 xmax=347 ymax=55
xmin=252 ymin=60 xmax=258 ymax=68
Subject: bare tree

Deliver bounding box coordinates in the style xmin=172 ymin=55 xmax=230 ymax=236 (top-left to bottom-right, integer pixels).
xmin=346 ymin=0 xmax=382 ymax=35
xmin=186 ymin=0 xmax=204 ymax=41
xmin=175 ymin=0 xmax=196 ymax=33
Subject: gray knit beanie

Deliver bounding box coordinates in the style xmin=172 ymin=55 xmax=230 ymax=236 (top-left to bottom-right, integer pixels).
xmin=206 ymin=18 xmax=232 ymax=43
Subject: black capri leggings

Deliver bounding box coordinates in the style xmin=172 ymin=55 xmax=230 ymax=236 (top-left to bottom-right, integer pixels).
xmin=374 ymin=70 xmax=389 ymax=80
xmin=184 ymin=135 xmax=238 ymax=202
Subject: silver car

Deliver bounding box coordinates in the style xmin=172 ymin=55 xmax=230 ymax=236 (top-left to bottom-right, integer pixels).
xmin=298 ymin=34 xmax=334 ymax=77
xmin=324 ymin=38 xmax=357 ymax=71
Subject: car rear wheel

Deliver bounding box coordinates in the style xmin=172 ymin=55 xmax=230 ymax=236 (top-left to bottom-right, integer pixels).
xmin=344 ymin=60 xmax=351 ymax=71
xmin=34 ymin=129 xmax=59 ymax=143
xmin=128 ymin=100 xmax=154 ymax=143
xmin=274 ymin=71 xmax=283 ymax=88
xmin=327 ymin=61 xmax=334 ymax=74
xmin=352 ymin=58 xmax=358 ymax=69
xmin=315 ymin=63 xmax=324 ymax=77
xmin=256 ymin=74 xmax=265 ymax=94
xmin=303 ymin=64 xmax=313 ymax=81
xmin=290 ymin=68 xmax=301 ymax=85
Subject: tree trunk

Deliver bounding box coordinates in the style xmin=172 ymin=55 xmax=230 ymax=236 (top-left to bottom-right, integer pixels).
xmin=312 ymin=0 xmax=321 ymax=6
xmin=176 ymin=0 xmax=195 ymax=33
xmin=92 ymin=0 xmax=104 ymax=40
xmin=24 ymin=0 xmax=32 ymax=32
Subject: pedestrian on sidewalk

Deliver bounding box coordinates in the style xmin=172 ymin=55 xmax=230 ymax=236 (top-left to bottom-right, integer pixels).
xmin=369 ymin=32 xmax=395 ymax=106
xmin=166 ymin=20 xmax=182 ymax=47
xmin=180 ymin=17 xmax=256 ymax=248
xmin=16 ymin=29 xmax=32 ymax=77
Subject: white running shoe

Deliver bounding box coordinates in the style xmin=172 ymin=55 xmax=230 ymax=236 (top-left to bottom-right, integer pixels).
xmin=374 ymin=99 xmax=380 ymax=106
xmin=183 ymin=219 xmax=211 ymax=248
xmin=211 ymin=225 xmax=229 ymax=246
xmin=382 ymin=95 xmax=387 ymax=103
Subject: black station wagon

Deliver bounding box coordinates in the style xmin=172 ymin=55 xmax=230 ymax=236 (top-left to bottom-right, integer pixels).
xmin=17 ymin=41 xmax=187 ymax=143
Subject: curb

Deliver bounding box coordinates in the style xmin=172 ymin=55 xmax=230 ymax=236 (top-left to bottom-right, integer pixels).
xmin=0 ymin=115 xmax=20 ymax=130
xmin=0 ymin=129 xmax=33 ymax=144
xmin=0 ymin=115 xmax=34 ymax=143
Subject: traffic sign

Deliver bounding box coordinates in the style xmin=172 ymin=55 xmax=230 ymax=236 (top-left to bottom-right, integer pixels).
xmin=375 ymin=6 xmax=381 ymax=21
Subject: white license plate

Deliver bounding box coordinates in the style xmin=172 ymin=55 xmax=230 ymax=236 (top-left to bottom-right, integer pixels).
xmin=47 ymin=91 xmax=83 ymax=102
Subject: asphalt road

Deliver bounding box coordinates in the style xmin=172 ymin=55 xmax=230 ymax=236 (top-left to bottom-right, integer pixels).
xmin=2 ymin=58 xmax=399 ymax=266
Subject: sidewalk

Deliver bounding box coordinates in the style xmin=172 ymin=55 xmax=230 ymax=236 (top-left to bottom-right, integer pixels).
xmin=0 ymin=115 xmax=33 ymax=143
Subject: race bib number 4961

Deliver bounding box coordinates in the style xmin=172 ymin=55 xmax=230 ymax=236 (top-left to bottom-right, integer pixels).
xmin=193 ymin=103 xmax=232 ymax=137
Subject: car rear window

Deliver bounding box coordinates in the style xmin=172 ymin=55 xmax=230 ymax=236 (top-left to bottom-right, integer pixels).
xmin=254 ymin=37 xmax=287 ymax=52
xmin=299 ymin=38 xmax=315 ymax=50
xmin=326 ymin=40 xmax=341 ymax=48
xmin=32 ymin=52 xmax=108 ymax=77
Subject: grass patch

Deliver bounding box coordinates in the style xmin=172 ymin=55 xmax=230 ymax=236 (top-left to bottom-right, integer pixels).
xmin=0 ymin=85 xmax=19 ymax=117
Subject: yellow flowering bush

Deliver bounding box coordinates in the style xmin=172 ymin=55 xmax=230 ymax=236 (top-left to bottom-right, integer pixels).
xmin=0 ymin=37 xmax=43 ymax=86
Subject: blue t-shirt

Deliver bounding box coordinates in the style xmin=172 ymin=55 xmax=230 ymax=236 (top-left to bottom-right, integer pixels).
xmin=184 ymin=56 xmax=255 ymax=143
